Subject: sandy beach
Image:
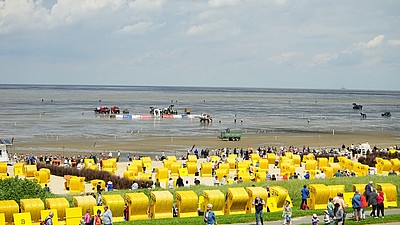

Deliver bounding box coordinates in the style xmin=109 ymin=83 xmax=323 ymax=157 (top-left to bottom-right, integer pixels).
xmin=10 ymin=131 xmax=400 ymax=157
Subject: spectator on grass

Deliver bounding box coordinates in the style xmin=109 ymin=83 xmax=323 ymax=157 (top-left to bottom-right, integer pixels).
xmin=300 ymin=185 xmax=310 ymax=209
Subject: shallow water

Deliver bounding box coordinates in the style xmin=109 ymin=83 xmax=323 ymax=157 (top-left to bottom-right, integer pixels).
xmin=1 ymin=85 xmax=399 ymax=144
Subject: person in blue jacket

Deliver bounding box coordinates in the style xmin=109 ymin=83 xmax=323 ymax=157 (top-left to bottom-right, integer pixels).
xmin=352 ymin=190 xmax=362 ymax=222
xmin=300 ymin=185 xmax=310 ymax=209
xmin=204 ymin=204 xmax=218 ymax=225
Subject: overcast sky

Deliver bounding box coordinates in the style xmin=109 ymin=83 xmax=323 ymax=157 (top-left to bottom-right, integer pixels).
xmin=1 ymin=0 xmax=399 ymax=90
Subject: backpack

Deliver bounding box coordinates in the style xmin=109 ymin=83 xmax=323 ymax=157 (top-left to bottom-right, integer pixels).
xmin=301 ymin=203 xmax=309 ymax=210
xmin=89 ymin=217 xmax=94 ymax=225
xmin=40 ymin=218 xmax=49 ymax=225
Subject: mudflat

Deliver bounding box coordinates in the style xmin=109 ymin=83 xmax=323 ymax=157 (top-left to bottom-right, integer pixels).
xmin=12 ymin=131 xmax=399 ymax=157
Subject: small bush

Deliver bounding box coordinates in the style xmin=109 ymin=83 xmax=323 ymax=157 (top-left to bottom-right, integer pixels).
xmin=0 ymin=177 xmax=55 ymax=205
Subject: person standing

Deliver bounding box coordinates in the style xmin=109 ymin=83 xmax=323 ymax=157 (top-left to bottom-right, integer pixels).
xmin=123 ymin=204 xmax=129 ymax=221
xmin=282 ymin=200 xmax=292 ymax=225
xmin=360 ymin=193 xmax=367 ymax=220
xmin=213 ymin=176 xmax=220 ymax=186
xmin=323 ymin=210 xmax=331 ymax=225
xmin=376 ymin=191 xmax=385 ymax=218
xmin=107 ymin=181 xmax=113 ymax=191
xmin=155 ymin=178 xmax=161 ymax=188
xmin=300 ymin=185 xmax=310 ymax=209
xmin=176 ymin=176 xmax=184 ymax=187
xmin=204 ymin=204 xmax=218 ymax=225
xmin=221 ymin=175 xmax=227 ymax=185
xmin=97 ymin=191 xmax=102 ymax=206
xmin=44 ymin=212 xmax=54 ymax=225
xmin=327 ymin=198 xmax=334 ymax=218
xmin=94 ymin=210 xmax=102 ymax=225
xmin=84 ymin=209 xmax=91 ymax=225
xmin=311 ymin=213 xmax=320 ymax=225
xmin=368 ymin=189 xmax=378 ymax=218
xmin=332 ymin=203 xmax=344 ymax=225
xmin=131 ymin=181 xmax=139 ymax=190
xmin=101 ymin=205 xmax=113 ymax=225
xmin=96 ymin=182 xmax=102 ymax=192
xmin=252 ymin=196 xmax=265 ymax=225
xmin=168 ymin=178 xmax=174 ymax=189
xmin=332 ymin=193 xmax=347 ymax=225
xmin=364 ymin=181 xmax=373 ymax=202
xmin=351 ymin=190 xmax=361 ymax=222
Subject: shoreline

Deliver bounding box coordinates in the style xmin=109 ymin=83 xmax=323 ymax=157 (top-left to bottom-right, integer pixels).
xmin=9 ymin=130 xmax=400 ymax=157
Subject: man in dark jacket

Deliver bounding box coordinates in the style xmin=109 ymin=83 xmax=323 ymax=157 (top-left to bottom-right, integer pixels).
xmin=364 ymin=181 xmax=373 ymax=202
xmin=176 ymin=176 xmax=184 ymax=187
xmin=368 ymin=189 xmax=378 ymax=218
xmin=252 ymin=196 xmax=266 ymax=225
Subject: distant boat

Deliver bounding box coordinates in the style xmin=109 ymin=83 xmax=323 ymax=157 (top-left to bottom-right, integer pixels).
xmin=381 ymin=111 xmax=391 ymax=117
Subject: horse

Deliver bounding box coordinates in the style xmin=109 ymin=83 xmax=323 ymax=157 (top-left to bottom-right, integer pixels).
xmin=360 ymin=112 xmax=367 ymax=119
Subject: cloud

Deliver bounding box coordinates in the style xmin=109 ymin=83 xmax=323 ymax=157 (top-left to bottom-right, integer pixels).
xmin=332 ymin=50 xmax=363 ymax=66
xmin=274 ymin=0 xmax=287 ymax=6
xmin=208 ymin=0 xmax=242 ymax=8
xmin=0 ymin=0 xmax=165 ymax=34
xmin=128 ymin=0 xmax=166 ymax=12
xmin=366 ymin=35 xmax=384 ymax=48
xmin=268 ymin=52 xmax=300 ymax=64
xmin=311 ymin=53 xmax=337 ymax=66
xmin=115 ymin=21 xmax=165 ymax=35
xmin=186 ymin=20 xmax=228 ymax=36
xmin=388 ymin=39 xmax=400 ymax=47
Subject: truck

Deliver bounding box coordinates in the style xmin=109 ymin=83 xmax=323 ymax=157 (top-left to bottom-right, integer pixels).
xmin=218 ymin=129 xmax=242 ymax=141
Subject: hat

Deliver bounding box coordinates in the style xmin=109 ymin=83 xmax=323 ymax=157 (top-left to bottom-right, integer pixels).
xmin=369 ymin=181 xmax=373 ymax=184
xmin=313 ymin=213 xmax=317 ymax=218
xmin=324 ymin=210 xmax=328 ymax=214
xmin=207 ymin=204 xmax=213 ymax=208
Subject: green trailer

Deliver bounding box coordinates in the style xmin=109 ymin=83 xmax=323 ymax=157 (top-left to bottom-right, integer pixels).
xmin=218 ymin=130 xmax=242 ymax=141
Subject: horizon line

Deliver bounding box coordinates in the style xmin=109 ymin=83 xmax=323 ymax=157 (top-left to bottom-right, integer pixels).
xmin=1 ymin=83 xmax=399 ymax=92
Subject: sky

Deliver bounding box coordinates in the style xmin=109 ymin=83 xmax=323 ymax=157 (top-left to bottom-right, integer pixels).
xmin=0 ymin=0 xmax=399 ymax=90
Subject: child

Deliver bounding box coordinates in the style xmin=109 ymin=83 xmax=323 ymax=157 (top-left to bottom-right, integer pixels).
xmin=282 ymin=200 xmax=292 ymax=225
xmin=94 ymin=209 xmax=102 ymax=225
xmin=84 ymin=209 xmax=91 ymax=225
xmin=312 ymin=213 xmax=320 ymax=225
xmin=323 ymin=210 xmax=331 ymax=225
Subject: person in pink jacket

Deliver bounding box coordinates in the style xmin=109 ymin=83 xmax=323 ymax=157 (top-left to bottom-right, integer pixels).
xmin=376 ymin=191 xmax=384 ymax=218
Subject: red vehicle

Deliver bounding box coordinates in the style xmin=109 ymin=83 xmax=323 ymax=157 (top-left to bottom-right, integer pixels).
xmin=110 ymin=106 xmax=120 ymax=114
xmin=94 ymin=106 xmax=110 ymax=114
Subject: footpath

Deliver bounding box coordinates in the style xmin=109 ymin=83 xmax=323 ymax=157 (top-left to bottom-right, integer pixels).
xmin=226 ymin=208 xmax=400 ymax=225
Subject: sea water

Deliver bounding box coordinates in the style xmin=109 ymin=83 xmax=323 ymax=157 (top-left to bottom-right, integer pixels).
xmin=0 ymin=84 xmax=399 ymax=144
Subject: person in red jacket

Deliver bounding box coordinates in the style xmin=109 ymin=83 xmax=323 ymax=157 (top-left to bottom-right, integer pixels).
xmin=376 ymin=191 xmax=385 ymax=218
xmin=123 ymin=203 xmax=129 ymax=221
xmin=360 ymin=193 xmax=368 ymax=220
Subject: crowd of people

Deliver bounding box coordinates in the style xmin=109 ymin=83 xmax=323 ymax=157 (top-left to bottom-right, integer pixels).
xmin=43 ymin=205 xmax=113 ymax=225
xmin=299 ymin=181 xmax=387 ymax=225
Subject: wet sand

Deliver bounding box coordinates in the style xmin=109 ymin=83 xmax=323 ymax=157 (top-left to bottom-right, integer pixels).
xmin=11 ymin=131 xmax=400 ymax=157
